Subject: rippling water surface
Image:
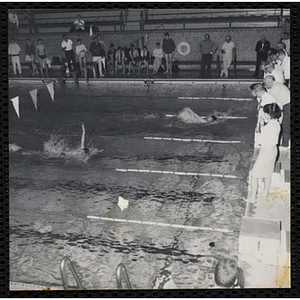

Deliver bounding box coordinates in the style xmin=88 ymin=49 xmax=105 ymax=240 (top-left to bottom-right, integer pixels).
xmin=9 ymin=81 xmax=256 ymax=289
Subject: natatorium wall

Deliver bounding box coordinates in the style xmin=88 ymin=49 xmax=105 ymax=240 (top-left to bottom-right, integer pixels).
xmin=11 ymin=27 xmax=284 ymax=64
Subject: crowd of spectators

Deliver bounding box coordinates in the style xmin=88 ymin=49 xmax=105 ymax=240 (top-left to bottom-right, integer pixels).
xmin=8 ymin=22 xmax=290 ymax=83
xmin=8 ymin=32 xmax=178 ymax=79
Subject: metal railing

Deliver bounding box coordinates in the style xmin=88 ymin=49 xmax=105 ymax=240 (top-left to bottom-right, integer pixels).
xmin=60 ymin=256 xmax=84 ymax=290
xmin=116 ymin=263 xmax=132 ymax=289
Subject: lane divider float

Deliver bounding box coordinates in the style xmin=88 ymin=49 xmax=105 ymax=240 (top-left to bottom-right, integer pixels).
xmin=165 ymin=114 xmax=248 ymax=119
xmin=87 ymin=215 xmax=235 ymax=233
xmin=115 ymin=168 xmax=243 ymax=179
xmin=178 ymin=96 xmax=253 ymax=101
xmin=144 ymin=136 xmax=243 ymax=144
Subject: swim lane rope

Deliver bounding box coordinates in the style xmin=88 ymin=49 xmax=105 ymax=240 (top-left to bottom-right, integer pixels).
xmin=87 ymin=215 xmax=235 ymax=233
xmin=178 ymin=96 xmax=253 ymax=101
xmin=115 ymin=168 xmax=243 ymax=179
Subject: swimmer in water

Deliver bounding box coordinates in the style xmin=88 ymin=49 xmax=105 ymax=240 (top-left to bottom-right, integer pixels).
xmin=214 ymin=258 xmax=244 ymax=288
xmin=178 ymin=107 xmax=218 ymax=124
xmin=82 ymin=147 xmax=90 ymax=154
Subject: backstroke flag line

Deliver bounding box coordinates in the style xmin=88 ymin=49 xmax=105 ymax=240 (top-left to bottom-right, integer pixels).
xmin=29 ymin=89 xmax=38 ymax=110
xmin=11 ymin=96 xmax=20 ymax=118
xmin=46 ymin=83 xmax=54 ymax=102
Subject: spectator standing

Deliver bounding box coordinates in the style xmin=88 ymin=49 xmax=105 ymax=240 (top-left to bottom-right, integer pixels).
xmin=245 ymin=103 xmax=281 ymax=203
xmin=73 ymin=15 xmax=85 ymax=32
xmin=264 ymin=75 xmax=290 ymax=150
xmin=282 ymin=18 xmax=290 ymax=36
xmin=220 ymin=35 xmax=236 ymax=78
xmin=25 ymin=38 xmax=38 ymax=76
xmin=280 ymin=32 xmax=290 ymax=55
xmin=9 ymin=9 xmax=19 ymax=33
xmin=75 ymin=38 xmax=87 ymax=78
xmin=249 ymin=83 xmax=277 ymax=149
xmin=152 ymin=42 xmax=164 ymax=74
xmin=263 ymin=61 xmax=284 ymax=84
xmin=162 ymin=32 xmax=176 ymax=74
xmin=9 ymin=38 xmax=22 ymax=77
xmin=107 ymin=44 xmax=116 ymax=74
xmin=24 ymin=9 xmax=38 ymax=34
xmin=61 ymin=35 xmax=77 ymax=73
xmin=115 ymin=46 xmax=126 ymax=74
xmin=276 ymin=49 xmax=290 ymax=88
xmin=36 ymin=38 xmax=49 ymax=77
xmin=253 ymin=35 xmax=270 ymax=78
xmin=267 ymin=51 xmax=284 ymax=74
xmin=200 ymin=34 xmax=218 ymax=78
xmin=138 ymin=46 xmax=150 ymax=75
xmin=97 ymin=35 xmax=107 ymax=76
xmin=277 ymin=42 xmax=288 ymax=56
xmin=89 ymin=36 xmax=106 ymax=77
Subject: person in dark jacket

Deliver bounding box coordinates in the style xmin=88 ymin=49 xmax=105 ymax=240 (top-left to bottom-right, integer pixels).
xmin=162 ymin=32 xmax=176 ymax=74
xmin=199 ymin=34 xmax=218 ymax=78
xmin=25 ymin=38 xmax=38 ymax=75
xmin=253 ymin=35 xmax=270 ymax=78
xmin=89 ymin=35 xmax=107 ymax=77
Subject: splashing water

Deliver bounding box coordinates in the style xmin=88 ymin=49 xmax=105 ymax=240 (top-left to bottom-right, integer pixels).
xmin=43 ymin=123 xmax=102 ymax=162
xmin=9 ymin=143 xmax=22 ymax=152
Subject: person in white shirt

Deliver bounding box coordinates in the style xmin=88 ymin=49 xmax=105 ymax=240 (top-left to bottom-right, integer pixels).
xmin=61 ymin=35 xmax=76 ymax=73
xmin=263 ymin=61 xmax=284 ymax=84
xmin=75 ymin=38 xmax=87 ymax=79
xmin=264 ymin=75 xmax=290 ymax=150
xmin=9 ymin=9 xmax=19 ymax=33
xmin=153 ymin=42 xmax=164 ymax=74
xmin=9 ymin=38 xmax=22 ymax=77
xmin=277 ymin=42 xmax=288 ymax=56
xmin=244 ymin=103 xmax=281 ymax=203
xmin=73 ymin=15 xmax=85 ymax=32
xmin=277 ymin=49 xmax=290 ymax=88
xmin=220 ymin=35 xmax=235 ymax=78
xmin=249 ymin=83 xmax=277 ymax=149
xmin=281 ymin=32 xmax=290 ymax=55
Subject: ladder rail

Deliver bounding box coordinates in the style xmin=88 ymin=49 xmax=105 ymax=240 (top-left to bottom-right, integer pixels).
xmin=60 ymin=256 xmax=84 ymax=290
xmin=116 ymin=263 xmax=132 ymax=289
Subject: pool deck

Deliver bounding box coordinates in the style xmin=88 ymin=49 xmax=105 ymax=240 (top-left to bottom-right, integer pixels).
xmin=241 ymin=149 xmax=290 ymax=288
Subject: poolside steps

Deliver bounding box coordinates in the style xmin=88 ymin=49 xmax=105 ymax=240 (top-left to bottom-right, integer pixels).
xmin=241 ymin=149 xmax=290 ymax=287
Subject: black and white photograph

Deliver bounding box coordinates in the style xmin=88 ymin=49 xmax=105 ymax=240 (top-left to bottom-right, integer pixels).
xmin=5 ymin=3 xmax=295 ymax=294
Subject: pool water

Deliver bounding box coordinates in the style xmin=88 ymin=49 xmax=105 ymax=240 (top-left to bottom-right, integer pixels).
xmin=9 ymin=80 xmax=256 ymax=289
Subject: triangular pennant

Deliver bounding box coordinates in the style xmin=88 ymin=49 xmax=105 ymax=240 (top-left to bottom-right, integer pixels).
xmin=89 ymin=24 xmax=93 ymax=37
xmin=11 ymin=96 xmax=20 ymax=118
xmin=46 ymin=83 xmax=54 ymax=102
xmin=29 ymin=89 xmax=38 ymax=110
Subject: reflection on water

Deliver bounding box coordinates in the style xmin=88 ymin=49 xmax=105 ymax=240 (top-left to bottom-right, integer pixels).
xmin=9 ymin=82 xmax=254 ymax=289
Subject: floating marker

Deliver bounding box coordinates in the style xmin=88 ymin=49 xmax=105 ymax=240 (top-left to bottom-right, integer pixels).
xmin=87 ymin=215 xmax=234 ymax=233
xmin=115 ymin=168 xmax=243 ymax=179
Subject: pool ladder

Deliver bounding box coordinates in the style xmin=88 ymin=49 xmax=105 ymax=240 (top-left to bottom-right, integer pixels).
xmin=116 ymin=263 xmax=132 ymax=289
xmin=60 ymin=256 xmax=84 ymax=290
xmin=60 ymin=257 xmax=132 ymax=290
